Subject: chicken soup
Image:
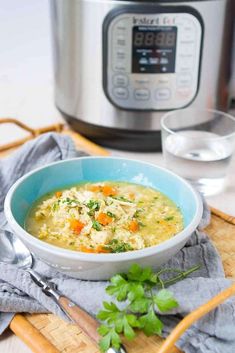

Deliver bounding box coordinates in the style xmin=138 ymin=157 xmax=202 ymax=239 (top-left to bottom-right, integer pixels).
xmin=25 ymin=182 xmax=184 ymax=253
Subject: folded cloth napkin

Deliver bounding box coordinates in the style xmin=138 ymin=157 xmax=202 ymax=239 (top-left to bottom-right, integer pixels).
xmin=0 ymin=133 xmax=235 ymax=353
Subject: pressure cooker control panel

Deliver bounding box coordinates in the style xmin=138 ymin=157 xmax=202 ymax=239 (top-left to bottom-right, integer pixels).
xmin=103 ymin=7 xmax=203 ymax=110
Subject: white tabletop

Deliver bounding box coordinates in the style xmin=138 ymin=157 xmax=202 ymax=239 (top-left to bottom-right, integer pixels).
xmin=0 ymin=1 xmax=235 ymax=352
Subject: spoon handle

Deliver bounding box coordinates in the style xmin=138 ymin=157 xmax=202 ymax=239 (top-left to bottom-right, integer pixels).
xmin=58 ymin=296 xmax=100 ymax=344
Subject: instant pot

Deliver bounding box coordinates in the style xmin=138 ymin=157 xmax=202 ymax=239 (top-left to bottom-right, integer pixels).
xmin=50 ymin=0 xmax=234 ymax=151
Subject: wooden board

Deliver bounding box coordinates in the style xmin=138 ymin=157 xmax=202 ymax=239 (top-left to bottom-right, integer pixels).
xmin=1 ymin=120 xmax=235 ymax=353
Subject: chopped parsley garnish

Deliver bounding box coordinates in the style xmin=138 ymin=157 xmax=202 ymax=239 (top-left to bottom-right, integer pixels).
xmin=107 ymin=211 xmax=116 ymax=218
xmin=87 ymin=199 xmax=100 ymax=211
xmin=62 ymin=197 xmax=80 ymax=206
xmin=92 ymin=220 xmax=102 ymax=231
xmin=138 ymin=221 xmax=146 ymax=227
xmin=111 ymin=196 xmax=133 ymax=203
xmin=87 ymin=199 xmax=100 ymax=216
xmin=134 ymin=209 xmax=143 ymax=218
xmin=105 ymin=239 xmax=133 ymax=253
xmin=52 ymin=202 xmax=60 ymax=212
xmin=164 ymin=216 xmax=174 ymax=221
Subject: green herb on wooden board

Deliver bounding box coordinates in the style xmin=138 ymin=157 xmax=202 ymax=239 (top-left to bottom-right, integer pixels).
xmin=97 ymin=263 xmax=200 ymax=352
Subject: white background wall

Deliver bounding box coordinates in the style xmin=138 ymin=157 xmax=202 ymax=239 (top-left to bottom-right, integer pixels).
xmin=0 ymin=0 xmax=62 ymax=145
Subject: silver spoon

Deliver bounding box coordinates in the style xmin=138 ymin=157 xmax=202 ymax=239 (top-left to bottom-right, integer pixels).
xmin=0 ymin=230 xmax=127 ymax=353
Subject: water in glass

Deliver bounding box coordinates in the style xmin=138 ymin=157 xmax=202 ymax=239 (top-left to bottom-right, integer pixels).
xmin=164 ymin=130 xmax=232 ymax=195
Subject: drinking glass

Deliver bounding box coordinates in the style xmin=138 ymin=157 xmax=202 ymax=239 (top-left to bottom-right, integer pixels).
xmin=161 ymin=109 xmax=235 ymax=196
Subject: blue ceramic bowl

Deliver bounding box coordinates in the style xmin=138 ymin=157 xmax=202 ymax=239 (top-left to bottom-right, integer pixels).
xmin=4 ymin=157 xmax=202 ymax=280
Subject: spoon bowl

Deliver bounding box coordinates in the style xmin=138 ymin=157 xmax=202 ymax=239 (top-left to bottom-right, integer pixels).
xmin=0 ymin=230 xmax=32 ymax=269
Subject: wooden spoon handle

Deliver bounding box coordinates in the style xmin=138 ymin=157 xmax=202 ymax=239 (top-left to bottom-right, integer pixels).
xmin=10 ymin=314 xmax=60 ymax=353
xmin=158 ymin=282 xmax=235 ymax=353
xmin=58 ymin=296 xmax=100 ymax=344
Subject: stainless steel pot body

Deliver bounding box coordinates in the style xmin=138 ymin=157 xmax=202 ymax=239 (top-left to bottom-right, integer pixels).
xmin=50 ymin=0 xmax=234 ymax=150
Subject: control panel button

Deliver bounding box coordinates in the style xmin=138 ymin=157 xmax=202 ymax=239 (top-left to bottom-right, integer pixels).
xmin=178 ymin=57 xmax=194 ymax=71
xmin=115 ymin=18 xmax=128 ymax=31
xmin=113 ymin=61 xmax=127 ymax=72
xmin=158 ymin=77 xmax=170 ymax=85
xmin=180 ymin=27 xmax=196 ymax=41
xmin=178 ymin=43 xmax=195 ymax=56
xmin=113 ymin=87 xmax=129 ymax=99
xmin=134 ymin=89 xmax=150 ymax=101
xmin=116 ymin=49 xmax=126 ymax=60
xmin=115 ymin=36 xmax=126 ymax=46
xmin=155 ymin=88 xmax=171 ymax=100
xmin=113 ymin=74 xmax=128 ymax=87
xmin=116 ymin=22 xmax=127 ymax=31
xmin=177 ymin=73 xmax=192 ymax=87
xmin=135 ymin=78 xmax=150 ymax=85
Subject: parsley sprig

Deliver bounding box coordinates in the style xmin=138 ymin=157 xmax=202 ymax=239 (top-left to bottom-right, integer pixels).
xmin=105 ymin=239 xmax=133 ymax=253
xmin=97 ymin=263 xmax=200 ymax=352
xmin=86 ymin=199 xmax=100 ymax=216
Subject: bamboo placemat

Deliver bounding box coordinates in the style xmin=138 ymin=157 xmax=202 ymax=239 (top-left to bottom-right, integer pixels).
xmin=1 ymin=119 xmax=235 ymax=353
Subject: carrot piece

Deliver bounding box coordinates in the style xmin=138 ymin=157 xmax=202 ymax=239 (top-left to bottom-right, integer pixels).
xmin=102 ymin=185 xmax=117 ymax=196
xmin=96 ymin=245 xmax=111 ymax=253
xmin=79 ymin=245 xmax=110 ymax=253
xmin=97 ymin=212 xmax=113 ymax=226
xmin=79 ymin=245 xmax=96 ymax=253
xmin=89 ymin=185 xmax=101 ymax=192
xmin=69 ymin=219 xmax=85 ymax=234
xmin=55 ymin=191 xmax=62 ymax=198
xmin=129 ymin=220 xmax=139 ymax=232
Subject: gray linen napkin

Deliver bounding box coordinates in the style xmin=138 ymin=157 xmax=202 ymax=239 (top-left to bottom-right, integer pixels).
xmin=0 ymin=133 xmax=235 ymax=353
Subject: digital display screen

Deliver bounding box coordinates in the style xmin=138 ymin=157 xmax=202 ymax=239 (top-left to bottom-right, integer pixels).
xmin=132 ymin=26 xmax=177 ymax=74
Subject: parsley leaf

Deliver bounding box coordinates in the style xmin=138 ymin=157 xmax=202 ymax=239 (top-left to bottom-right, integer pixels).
xmin=129 ymin=297 xmax=151 ymax=313
xmin=86 ymin=199 xmax=100 ymax=216
xmin=92 ymin=220 xmax=102 ymax=231
xmin=98 ymin=327 xmax=121 ymax=352
xmin=139 ymin=308 xmax=163 ymax=336
xmin=97 ymin=324 xmax=109 ymax=336
xmin=154 ymin=289 xmax=178 ymax=312
xmin=127 ymin=282 xmax=144 ymax=302
xmin=97 ymin=301 xmax=120 ymax=322
xmin=86 ymin=199 xmax=100 ymax=210
xmin=106 ymin=274 xmax=129 ymax=301
xmin=127 ymin=263 xmax=157 ymax=284
xmin=123 ymin=316 xmax=136 ymax=340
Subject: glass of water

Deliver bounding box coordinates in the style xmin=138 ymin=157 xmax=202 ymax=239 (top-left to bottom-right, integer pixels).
xmin=161 ymin=109 xmax=235 ymax=196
